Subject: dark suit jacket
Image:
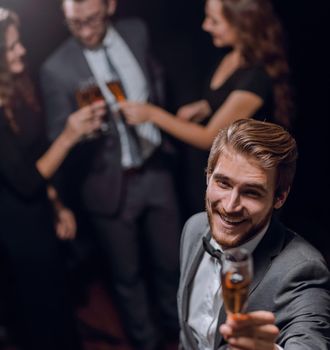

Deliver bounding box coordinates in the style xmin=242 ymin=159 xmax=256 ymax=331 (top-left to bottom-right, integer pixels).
xmin=40 ymin=18 xmax=164 ymax=215
xmin=178 ymin=212 xmax=330 ymax=350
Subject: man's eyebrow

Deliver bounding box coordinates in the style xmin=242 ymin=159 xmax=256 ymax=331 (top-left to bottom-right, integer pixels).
xmin=243 ymin=183 xmax=268 ymax=194
xmin=212 ymin=173 xmax=230 ymax=182
xmin=67 ymin=10 xmax=102 ymax=21
xmin=212 ymin=173 xmax=267 ymax=194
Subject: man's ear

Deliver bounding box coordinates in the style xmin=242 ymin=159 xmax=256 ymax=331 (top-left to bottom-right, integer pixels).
xmin=274 ymin=188 xmax=290 ymax=210
xmin=107 ymin=0 xmax=117 ymax=16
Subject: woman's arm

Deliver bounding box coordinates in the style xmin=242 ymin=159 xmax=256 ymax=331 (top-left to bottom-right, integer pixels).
xmin=120 ymin=91 xmax=263 ymax=150
xmin=176 ymin=100 xmax=212 ymax=122
xmin=36 ymin=100 xmax=105 ymax=179
xmin=0 ymin=100 xmax=104 ymax=197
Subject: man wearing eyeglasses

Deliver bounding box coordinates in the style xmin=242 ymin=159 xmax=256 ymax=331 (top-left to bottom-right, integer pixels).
xmin=40 ymin=0 xmax=181 ymax=349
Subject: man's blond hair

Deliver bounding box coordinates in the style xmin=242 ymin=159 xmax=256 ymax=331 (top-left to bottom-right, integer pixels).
xmin=207 ymin=119 xmax=298 ymax=196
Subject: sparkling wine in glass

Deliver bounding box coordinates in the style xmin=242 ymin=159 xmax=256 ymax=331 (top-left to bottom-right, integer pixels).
xmin=221 ymin=248 xmax=253 ymax=316
xmin=105 ymin=80 xmax=128 ymax=126
xmin=106 ymin=80 xmax=126 ymax=102
xmin=75 ymin=78 xmax=112 ymax=137
xmin=75 ymin=78 xmax=104 ymax=108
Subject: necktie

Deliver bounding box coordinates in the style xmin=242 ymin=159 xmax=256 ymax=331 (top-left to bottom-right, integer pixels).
xmin=102 ymin=46 xmax=142 ymax=167
xmin=202 ymin=237 xmax=222 ymax=262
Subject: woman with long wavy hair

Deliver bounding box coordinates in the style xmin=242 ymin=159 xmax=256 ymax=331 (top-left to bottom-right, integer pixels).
xmin=0 ymin=7 xmax=105 ymax=350
xmin=120 ymin=0 xmax=293 ymax=150
xmin=119 ymin=0 xmax=293 ymax=216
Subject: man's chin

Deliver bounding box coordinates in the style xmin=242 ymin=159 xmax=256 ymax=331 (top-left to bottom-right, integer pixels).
xmin=211 ymin=228 xmax=244 ymax=249
xmin=82 ymin=42 xmax=99 ymax=49
xmin=210 ymin=216 xmax=252 ymax=248
xmin=79 ymin=38 xmax=102 ymax=49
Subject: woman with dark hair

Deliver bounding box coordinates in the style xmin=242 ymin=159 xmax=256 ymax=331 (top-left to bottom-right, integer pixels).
xmin=0 ymin=7 xmax=105 ymax=350
xmin=120 ymin=0 xmax=293 ymax=150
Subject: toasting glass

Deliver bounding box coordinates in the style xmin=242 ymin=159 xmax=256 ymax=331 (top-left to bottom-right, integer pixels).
xmin=105 ymin=79 xmax=128 ymax=126
xmin=221 ymin=248 xmax=253 ymax=316
xmin=75 ymin=78 xmax=111 ymax=137
xmin=75 ymin=78 xmax=104 ymax=107
xmin=106 ymin=80 xmax=126 ymax=103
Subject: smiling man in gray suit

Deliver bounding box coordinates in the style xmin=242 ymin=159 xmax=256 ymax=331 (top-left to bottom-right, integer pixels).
xmin=40 ymin=0 xmax=180 ymax=349
xmin=178 ymin=119 xmax=330 ymax=350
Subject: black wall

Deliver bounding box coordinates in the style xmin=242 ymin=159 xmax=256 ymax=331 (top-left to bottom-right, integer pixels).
xmin=1 ymin=0 xmax=329 ymax=256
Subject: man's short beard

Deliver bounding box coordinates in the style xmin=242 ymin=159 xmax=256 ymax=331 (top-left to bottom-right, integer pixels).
xmin=205 ymin=197 xmax=273 ymax=248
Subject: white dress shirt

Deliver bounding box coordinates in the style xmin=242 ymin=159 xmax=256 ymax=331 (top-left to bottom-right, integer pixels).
xmin=83 ymin=26 xmax=161 ymax=168
xmin=188 ymin=223 xmax=270 ymax=350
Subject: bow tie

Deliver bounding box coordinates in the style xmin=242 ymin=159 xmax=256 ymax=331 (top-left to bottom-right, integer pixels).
xmin=202 ymin=237 xmax=222 ymax=261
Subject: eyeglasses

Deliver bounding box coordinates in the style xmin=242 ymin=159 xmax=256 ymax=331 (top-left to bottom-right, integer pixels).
xmin=65 ymin=11 xmax=107 ymax=31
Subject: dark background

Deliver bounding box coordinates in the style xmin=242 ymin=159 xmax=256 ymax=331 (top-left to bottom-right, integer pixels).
xmin=1 ymin=0 xmax=329 ymax=258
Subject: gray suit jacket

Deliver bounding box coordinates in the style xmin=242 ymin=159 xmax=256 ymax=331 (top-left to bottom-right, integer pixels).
xmin=178 ymin=212 xmax=330 ymax=350
xmin=40 ymin=18 xmax=164 ymax=215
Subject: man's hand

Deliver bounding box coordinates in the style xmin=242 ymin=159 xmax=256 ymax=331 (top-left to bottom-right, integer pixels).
xmin=220 ymin=311 xmax=279 ymax=350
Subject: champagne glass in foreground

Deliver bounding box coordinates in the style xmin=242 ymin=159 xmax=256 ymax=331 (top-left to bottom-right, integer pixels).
xmin=221 ymin=248 xmax=253 ymax=317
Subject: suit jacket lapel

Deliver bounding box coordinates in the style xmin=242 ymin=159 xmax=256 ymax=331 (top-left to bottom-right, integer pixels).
xmin=250 ymin=218 xmax=286 ymax=293
xmin=113 ymin=21 xmax=164 ymax=105
xmin=181 ymin=228 xmax=211 ymax=349
xmin=70 ymin=39 xmax=95 ymax=81
xmin=214 ymin=217 xmax=287 ymax=349
xmin=114 ymin=21 xmax=150 ymax=80
xmin=182 ymin=231 xmax=210 ymax=320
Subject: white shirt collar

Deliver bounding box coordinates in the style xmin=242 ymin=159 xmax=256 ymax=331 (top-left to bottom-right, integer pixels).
xmin=103 ymin=25 xmax=115 ymax=48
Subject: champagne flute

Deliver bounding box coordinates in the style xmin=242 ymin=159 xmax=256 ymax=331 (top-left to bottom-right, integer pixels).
xmin=221 ymin=248 xmax=253 ymax=317
xmin=105 ymin=79 xmax=129 ymax=128
xmin=75 ymin=77 xmax=111 ymax=137
xmin=75 ymin=77 xmax=104 ymax=108
xmin=106 ymin=80 xmax=126 ymax=103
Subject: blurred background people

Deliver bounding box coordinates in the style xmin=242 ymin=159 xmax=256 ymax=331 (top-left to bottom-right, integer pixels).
xmin=0 ymin=7 xmax=105 ymax=350
xmin=120 ymin=0 xmax=293 ymax=215
xmin=40 ymin=0 xmax=181 ymax=348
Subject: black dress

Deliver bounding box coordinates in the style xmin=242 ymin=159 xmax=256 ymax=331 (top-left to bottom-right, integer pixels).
xmin=203 ymin=65 xmax=274 ymax=121
xmin=0 ymin=105 xmax=80 ymax=350
xmin=182 ymin=61 xmax=274 ymax=218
